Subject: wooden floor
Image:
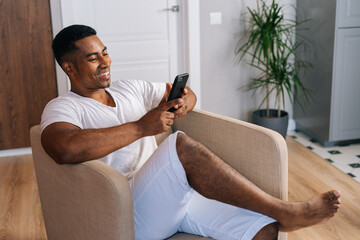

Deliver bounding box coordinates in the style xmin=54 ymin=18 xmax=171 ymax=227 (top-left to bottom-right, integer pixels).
xmin=286 ymin=137 xmax=360 ymax=240
xmin=0 ymin=137 xmax=359 ymax=239
xmin=0 ymin=154 xmax=46 ymax=240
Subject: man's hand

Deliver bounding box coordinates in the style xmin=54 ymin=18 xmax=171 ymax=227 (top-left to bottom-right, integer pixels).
xmin=172 ymin=87 xmax=196 ymax=119
xmin=137 ymin=83 xmax=197 ymax=137
xmin=159 ymin=84 xmax=197 ymax=119
xmin=136 ymin=98 xmax=183 ymax=137
xmin=172 ymin=88 xmax=188 ymax=119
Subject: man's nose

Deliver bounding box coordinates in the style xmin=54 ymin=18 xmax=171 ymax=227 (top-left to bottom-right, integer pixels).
xmin=99 ymin=55 xmax=111 ymax=68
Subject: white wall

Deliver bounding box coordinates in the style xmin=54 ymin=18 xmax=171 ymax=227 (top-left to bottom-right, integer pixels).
xmin=198 ymin=0 xmax=296 ymax=125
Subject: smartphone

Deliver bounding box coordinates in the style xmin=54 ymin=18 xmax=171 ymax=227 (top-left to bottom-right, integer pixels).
xmin=167 ymin=73 xmax=189 ymax=112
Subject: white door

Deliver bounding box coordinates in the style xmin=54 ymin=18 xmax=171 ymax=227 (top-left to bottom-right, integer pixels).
xmin=52 ymin=0 xmax=185 ymax=89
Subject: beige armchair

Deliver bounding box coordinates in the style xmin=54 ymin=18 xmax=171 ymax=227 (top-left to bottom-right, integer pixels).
xmin=30 ymin=109 xmax=288 ymax=240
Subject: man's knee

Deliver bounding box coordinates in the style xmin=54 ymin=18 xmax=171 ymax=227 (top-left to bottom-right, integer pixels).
xmin=176 ymin=133 xmax=198 ymax=157
xmin=175 ymin=133 xmax=204 ymax=167
xmin=253 ymin=222 xmax=279 ymax=240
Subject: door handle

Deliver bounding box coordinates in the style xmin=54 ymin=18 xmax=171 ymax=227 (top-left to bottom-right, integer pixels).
xmin=164 ymin=5 xmax=179 ymax=12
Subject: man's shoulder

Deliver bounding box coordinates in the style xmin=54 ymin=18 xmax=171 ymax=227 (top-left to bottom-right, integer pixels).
xmin=47 ymin=92 xmax=78 ymax=105
xmin=109 ymin=79 xmax=165 ymax=106
xmin=109 ymin=79 xmax=148 ymax=95
xmin=44 ymin=92 xmax=84 ymax=113
xmin=110 ymin=79 xmax=140 ymax=89
xmin=110 ymin=79 xmax=164 ymax=91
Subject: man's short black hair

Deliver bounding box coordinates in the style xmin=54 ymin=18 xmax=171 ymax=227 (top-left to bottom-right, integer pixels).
xmin=52 ymin=24 xmax=97 ymax=65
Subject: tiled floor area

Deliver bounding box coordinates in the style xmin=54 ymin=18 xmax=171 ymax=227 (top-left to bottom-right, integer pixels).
xmin=288 ymin=130 xmax=360 ymax=183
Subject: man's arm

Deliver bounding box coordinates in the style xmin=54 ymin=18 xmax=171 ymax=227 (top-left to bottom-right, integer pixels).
xmin=41 ymin=99 xmax=182 ymax=164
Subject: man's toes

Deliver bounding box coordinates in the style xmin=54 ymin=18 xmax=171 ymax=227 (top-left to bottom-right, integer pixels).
xmin=324 ymin=190 xmax=341 ymax=202
xmin=330 ymin=190 xmax=341 ymax=200
xmin=334 ymin=204 xmax=341 ymax=210
xmin=334 ymin=197 xmax=341 ymax=204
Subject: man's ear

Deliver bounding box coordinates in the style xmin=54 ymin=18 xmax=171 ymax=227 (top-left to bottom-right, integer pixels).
xmin=61 ymin=62 xmax=75 ymax=76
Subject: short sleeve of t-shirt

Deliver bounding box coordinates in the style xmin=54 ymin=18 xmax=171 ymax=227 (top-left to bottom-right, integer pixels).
xmin=40 ymin=95 xmax=84 ymax=132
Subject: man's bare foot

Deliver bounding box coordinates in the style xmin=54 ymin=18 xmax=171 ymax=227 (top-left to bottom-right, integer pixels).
xmin=278 ymin=190 xmax=341 ymax=232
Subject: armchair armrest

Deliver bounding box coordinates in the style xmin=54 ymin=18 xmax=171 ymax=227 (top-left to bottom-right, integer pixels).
xmin=30 ymin=125 xmax=135 ymax=240
xmin=172 ymin=109 xmax=288 ymax=201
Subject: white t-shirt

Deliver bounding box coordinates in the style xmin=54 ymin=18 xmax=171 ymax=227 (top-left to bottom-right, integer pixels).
xmin=41 ymin=79 xmax=166 ymax=179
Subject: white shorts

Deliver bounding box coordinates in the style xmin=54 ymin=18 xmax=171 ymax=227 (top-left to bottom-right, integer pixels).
xmin=129 ymin=131 xmax=276 ymax=240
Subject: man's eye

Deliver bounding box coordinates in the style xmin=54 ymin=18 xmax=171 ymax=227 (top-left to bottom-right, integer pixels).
xmin=89 ymin=58 xmax=97 ymax=62
xmin=104 ymin=52 xmax=108 ymax=56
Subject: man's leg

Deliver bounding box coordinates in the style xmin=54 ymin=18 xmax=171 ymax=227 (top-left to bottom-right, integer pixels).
xmin=130 ymin=131 xmax=194 ymax=240
xmin=176 ymin=133 xmax=341 ymax=231
xmin=178 ymin=191 xmax=278 ymax=240
xmin=253 ymin=223 xmax=279 ymax=240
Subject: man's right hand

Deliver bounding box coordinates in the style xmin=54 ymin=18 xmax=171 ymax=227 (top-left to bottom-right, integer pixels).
xmin=136 ymin=98 xmax=183 ymax=137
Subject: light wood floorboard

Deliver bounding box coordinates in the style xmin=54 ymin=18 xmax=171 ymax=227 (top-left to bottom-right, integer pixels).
xmin=0 ymin=137 xmax=359 ymax=239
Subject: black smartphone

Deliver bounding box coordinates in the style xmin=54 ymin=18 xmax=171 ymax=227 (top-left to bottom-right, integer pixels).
xmin=167 ymin=73 xmax=189 ymax=112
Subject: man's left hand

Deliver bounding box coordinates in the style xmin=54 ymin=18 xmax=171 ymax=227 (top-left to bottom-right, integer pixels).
xmin=173 ymin=87 xmax=196 ymax=119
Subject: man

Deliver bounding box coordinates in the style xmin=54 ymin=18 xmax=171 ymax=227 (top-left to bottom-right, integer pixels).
xmin=41 ymin=25 xmax=341 ymax=240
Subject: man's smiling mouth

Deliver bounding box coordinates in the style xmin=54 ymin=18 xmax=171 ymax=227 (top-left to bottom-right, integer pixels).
xmin=98 ymin=71 xmax=110 ymax=80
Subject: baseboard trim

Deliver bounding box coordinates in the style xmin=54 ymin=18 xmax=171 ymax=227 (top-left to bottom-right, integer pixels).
xmin=0 ymin=147 xmax=32 ymax=157
xmin=288 ymin=118 xmax=296 ymax=131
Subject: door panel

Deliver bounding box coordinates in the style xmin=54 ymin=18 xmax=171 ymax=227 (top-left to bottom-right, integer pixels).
xmin=0 ymin=0 xmax=57 ymax=149
xmin=338 ymin=0 xmax=360 ymax=28
xmin=59 ymin=0 xmax=182 ymax=84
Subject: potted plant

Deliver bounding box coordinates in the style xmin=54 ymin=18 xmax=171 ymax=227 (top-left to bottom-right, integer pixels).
xmin=235 ymin=0 xmax=311 ymax=138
